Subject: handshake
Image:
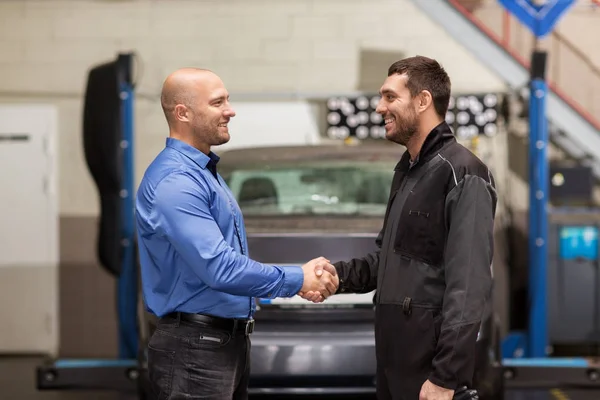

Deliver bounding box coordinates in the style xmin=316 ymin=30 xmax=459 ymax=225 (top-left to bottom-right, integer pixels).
xmin=298 ymin=257 xmax=339 ymax=303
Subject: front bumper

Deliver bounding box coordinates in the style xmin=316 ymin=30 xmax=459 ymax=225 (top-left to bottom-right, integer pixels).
xmin=248 ymin=320 xmax=377 ymax=395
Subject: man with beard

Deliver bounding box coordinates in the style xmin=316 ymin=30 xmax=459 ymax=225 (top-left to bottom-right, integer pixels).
xmin=135 ymin=68 xmax=339 ymax=400
xmin=301 ymin=56 xmax=497 ymax=400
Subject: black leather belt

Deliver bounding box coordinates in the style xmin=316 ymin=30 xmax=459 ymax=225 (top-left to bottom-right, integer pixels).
xmin=165 ymin=312 xmax=255 ymax=335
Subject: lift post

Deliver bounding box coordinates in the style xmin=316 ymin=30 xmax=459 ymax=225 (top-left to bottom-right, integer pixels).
xmin=498 ymin=0 xmax=575 ymax=361
xmin=527 ymin=51 xmax=549 ymax=359
xmin=499 ymin=0 xmax=600 ymax=389
xmin=36 ymin=53 xmax=140 ymax=393
xmin=117 ymin=53 xmax=138 ymax=360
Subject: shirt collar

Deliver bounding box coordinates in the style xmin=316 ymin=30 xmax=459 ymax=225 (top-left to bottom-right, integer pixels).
xmin=165 ymin=137 xmax=220 ymax=170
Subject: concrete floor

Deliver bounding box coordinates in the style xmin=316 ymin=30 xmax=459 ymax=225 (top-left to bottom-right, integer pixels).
xmin=3 ymin=356 xmax=600 ymax=400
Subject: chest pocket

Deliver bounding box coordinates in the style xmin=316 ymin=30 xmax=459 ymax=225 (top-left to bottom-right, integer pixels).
xmin=396 ymin=198 xmax=445 ymax=266
xmin=393 ymin=165 xmax=450 ymax=267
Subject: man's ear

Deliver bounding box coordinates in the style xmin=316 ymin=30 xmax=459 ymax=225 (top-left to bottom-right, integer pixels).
xmin=418 ymin=90 xmax=433 ymax=113
xmin=174 ymin=104 xmax=190 ymax=122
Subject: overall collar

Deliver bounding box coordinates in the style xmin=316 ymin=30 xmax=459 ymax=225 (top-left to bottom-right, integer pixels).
xmin=395 ymin=121 xmax=456 ymax=171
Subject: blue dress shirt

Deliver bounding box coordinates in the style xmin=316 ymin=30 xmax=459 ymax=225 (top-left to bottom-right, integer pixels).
xmin=135 ymin=138 xmax=305 ymax=319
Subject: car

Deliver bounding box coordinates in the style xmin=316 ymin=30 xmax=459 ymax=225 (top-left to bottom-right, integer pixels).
xmin=137 ymin=141 xmax=503 ymax=399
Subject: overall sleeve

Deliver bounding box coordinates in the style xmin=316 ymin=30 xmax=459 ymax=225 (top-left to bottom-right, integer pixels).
xmin=150 ymin=171 xmax=304 ymax=298
xmin=428 ymin=174 xmax=497 ymax=389
xmin=333 ymin=229 xmax=382 ymax=294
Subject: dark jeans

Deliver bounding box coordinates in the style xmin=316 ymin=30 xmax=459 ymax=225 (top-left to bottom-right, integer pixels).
xmin=147 ymin=314 xmax=251 ymax=400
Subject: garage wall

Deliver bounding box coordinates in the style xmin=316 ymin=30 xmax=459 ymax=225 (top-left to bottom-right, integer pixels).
xmin=0 ymin=0 xmax=506 ymax=357
xmin=470 ymin=0 xmax=600 ymax=119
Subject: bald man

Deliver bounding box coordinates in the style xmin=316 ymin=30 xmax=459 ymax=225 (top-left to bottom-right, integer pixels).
xmin=135 ymin=68 xmax=339 ymax=400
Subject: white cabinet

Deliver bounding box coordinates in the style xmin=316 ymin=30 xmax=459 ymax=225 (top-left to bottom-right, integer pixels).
xmin=0 ymin=104 xmax=58 ymax=355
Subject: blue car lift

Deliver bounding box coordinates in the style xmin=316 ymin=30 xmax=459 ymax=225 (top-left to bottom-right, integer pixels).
xmin=36 ymin=53 xmax=140 ymax=393
xmin=499 ymin=0 xmax=600 ymax=389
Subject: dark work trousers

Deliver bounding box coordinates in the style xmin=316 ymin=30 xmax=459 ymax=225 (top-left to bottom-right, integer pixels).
xmin=374 ymin=304 xmax=442 ymax=400
xmin=147 ymin=314 xmax=251 ymax=400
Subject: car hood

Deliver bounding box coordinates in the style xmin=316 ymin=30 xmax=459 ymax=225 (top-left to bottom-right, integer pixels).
xmin=244 ymin=216 xmax=384 ymax=234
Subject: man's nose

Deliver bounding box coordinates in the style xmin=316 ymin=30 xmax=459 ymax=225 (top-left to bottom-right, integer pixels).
xmin=375 ymin=102 xmax=385 ymax=115
xmin=224 ymin=107 xmax=236 ymax=118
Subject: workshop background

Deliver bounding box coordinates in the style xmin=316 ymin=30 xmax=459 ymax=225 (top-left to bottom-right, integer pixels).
xmin=1 ymin=0 xmax=600 ymax=399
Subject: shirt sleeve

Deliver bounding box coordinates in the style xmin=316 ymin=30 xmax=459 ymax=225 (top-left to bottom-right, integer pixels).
xmin=149 ymin=170 xmax=304 ymax=299
xmin=428 ymin=174 xmax=497 ymax=389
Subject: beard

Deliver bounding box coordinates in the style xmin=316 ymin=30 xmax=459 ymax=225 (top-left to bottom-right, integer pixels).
xmin=385 ymin=107 xmax=419 ymax=147
xmin=211 ymin=128 xmax=230 ymax=146
xmin=193 ymin=119 xmax=230 ymax=147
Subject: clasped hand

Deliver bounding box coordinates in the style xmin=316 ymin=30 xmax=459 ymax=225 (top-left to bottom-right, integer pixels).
xmin=419 ymin=380 xmax=454 ymax=400
xmin=298 ymin=257 xmax=338 ymax=303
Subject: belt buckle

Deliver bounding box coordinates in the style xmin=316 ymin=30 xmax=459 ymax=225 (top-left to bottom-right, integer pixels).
xmin=245 ymin=319 xmax=255 ymax=335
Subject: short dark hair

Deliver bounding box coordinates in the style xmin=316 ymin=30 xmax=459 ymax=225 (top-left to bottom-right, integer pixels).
xmin=387 ymin=56 xmax=451 ymax=119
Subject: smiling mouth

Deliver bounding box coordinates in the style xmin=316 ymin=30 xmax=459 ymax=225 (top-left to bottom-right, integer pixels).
xmin=218 ymin=122 xmax=228 ymax=128
xmin=384 ymin=117 xmax=395 ymax=126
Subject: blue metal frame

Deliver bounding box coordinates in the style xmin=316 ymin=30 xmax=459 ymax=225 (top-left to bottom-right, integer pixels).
xmin=501 ymin=69 xmax=552 ymax=362
xmin=498 ymin=0 xmax=575 ymax=38
xmin=498 ymin=0 xmax=576 ymax=363
xmin=37 ymin=55 xmax=139 ymax=393
xmin=527 ymin=78 xmax=549 ymax=358
xmin=117 ymin=70 xmax=138 ymax=359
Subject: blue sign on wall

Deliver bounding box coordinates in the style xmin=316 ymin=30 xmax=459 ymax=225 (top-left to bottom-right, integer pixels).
xmin=498 ymin=0 xmax=576 ymax=38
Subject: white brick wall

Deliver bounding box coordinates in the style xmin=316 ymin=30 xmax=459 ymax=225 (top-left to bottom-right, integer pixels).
xmin=0 ymin=0 xmax=505 ymax=216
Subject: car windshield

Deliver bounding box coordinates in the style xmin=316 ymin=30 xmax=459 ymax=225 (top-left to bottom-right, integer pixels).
xmin=220 ymin=161 xmax=395 ymax=216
